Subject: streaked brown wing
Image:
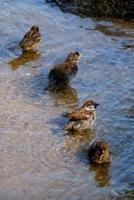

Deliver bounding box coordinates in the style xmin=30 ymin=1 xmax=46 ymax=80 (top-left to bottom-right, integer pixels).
xmin=19 ymin=30 xmax=41 ymax=47
xmin=53 ymin=62 xmax=67 ymax=69
xmin=66 ymin=109 xmax=92 ymax=120
xmin=65 ymin=108 xmax=80 ymax=117
xmin=19 ymin=30 xmax=32 ymax=47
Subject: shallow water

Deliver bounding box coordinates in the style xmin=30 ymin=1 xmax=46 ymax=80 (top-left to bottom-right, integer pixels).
xmin=0 ymin=0 xmax=134 ymax=200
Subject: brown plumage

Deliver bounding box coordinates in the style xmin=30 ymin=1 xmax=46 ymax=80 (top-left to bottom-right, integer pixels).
xmin=66 ymin=109 xmax=94 ymax=120
xmin=64 ymin=100 xmax=99 ymax=131
xmin=19 ymin=25 xmax=41 ymax=52
xmin=88 ymin=141 xmax=111 ymax=165
xmin=48 ymin=52 xmax=81 ymax=90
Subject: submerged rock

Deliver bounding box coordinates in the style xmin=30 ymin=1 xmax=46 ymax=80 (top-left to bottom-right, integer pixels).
xmin=47 ymin=0 xmax=134 ymax=20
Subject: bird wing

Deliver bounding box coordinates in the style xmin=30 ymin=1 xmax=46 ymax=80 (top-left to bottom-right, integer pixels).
xmin=53 ymin=62 xmax=67 ymax=69
xmin=19 ymin=30 xmax=32 ymax=47
xmin=53 ymin=62 xmax=76 ymax=70
xmin=66 ymin=109 xmax=93 ymax=120
xmin=48 ymin=63 xmax=68 ymax=80
xmin=19 ymin=30 xmax=41 ymax=48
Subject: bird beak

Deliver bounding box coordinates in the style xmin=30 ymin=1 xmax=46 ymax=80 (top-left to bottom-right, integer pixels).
xmin=95 ymin=103 xmax=99 ymax=108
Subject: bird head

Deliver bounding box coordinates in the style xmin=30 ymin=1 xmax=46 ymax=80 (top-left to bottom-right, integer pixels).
xmin=83 ymin=100 xmax=99 ymax=111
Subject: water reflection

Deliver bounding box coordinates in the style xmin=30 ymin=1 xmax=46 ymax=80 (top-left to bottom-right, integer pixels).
xmin=95 ymin=24 xmax=134 ymax=38
xmin=65 ymin=129 xmax=96 ymax=153
xmin=47 ymin=84 xmax=78 ymax=105
xmin=65 ymin=128 xmax=95 ymax=136
xmin=9 ymin=51 xmax=40 ymax=70
xmin=47 ymin=85 xmax=78 ymax=136
xmin=89 ymin=163 xmax=111 ymax=187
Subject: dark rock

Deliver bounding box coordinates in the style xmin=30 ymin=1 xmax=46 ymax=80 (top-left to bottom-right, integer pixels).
xmin=46 ymin=0 xmax=134 ymax=20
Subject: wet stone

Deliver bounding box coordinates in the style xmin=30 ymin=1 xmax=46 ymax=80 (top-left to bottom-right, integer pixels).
xmin=47 ymin=0 xmax=134 ymax=20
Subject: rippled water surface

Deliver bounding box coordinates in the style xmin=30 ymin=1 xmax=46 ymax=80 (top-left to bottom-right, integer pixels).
xmin=0 ymin=0 xmax=134 ymax=200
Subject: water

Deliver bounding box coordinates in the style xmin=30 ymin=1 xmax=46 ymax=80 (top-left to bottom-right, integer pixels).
xmin=0 ymin=0 xmax=134 ymax=200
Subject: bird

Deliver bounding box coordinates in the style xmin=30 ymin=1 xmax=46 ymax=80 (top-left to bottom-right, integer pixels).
xmin=64 ymin=100 xmax=99 ymax=131
xmin=48 ymin=51 xmax=81 ymax=90
xmin=12 ymin=25 xmax=41 ymax=53
xmin=88 ymin=140 xmax=111 ymax=165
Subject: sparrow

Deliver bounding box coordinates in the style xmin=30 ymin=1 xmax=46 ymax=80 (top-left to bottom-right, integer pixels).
xmin=48 ymin=51 xmax=81 ymax=90
xmin=88 ymin=140 xmax=111 ymax=165
xmin=64 ymin=100 xmax=99 ymax=131
xmin=13 ymin=25 xmax=41 ymax=53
